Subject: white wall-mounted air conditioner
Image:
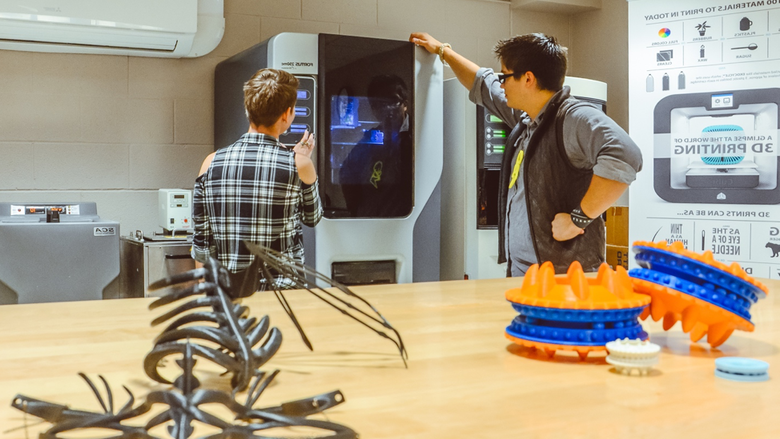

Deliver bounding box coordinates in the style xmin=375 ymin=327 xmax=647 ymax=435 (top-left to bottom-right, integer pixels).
xmin=0 ymin=0 xmax=224 ymax=58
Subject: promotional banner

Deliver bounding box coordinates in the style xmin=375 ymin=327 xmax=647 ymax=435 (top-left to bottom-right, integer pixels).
xmin=628 ymin=0 xmax=780 ymax=278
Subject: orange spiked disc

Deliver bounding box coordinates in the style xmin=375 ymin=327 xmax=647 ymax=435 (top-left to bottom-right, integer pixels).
xmin=507 ymin=262 xmax=650 ymax=361
xmin=505 ymin=332 xmax=606 ymax=359
xmin=632 ymin=278 xmax=753 ymax=348
xmin=506 ymin=262 xmax=650 ymax=310
xmin=632 ymin=241 xmax=768 ymax=296
xmin=630 ymin=241 xmax=765 ymax=348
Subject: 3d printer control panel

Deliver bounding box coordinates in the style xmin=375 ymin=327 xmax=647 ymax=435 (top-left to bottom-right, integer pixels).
xmin=9 ymin=204 xmax=79 ymax=215
xmin=477 ymin=107 xmax=511 ymax=169
xmin=280 ymin=76 xmax=316 ymax=147
xmin=712 ymin=93 xmax=735 ymax=109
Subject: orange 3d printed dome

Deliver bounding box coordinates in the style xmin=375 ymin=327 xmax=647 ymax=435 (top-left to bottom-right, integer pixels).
xmin=629 ymin=241 xmax=768 ymax=348
xmin=505 ymin=261 xmax=651 ymax=360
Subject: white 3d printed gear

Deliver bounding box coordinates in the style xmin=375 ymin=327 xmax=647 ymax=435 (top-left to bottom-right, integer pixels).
xmin=605 ymin=338 xmax=660 ymax=376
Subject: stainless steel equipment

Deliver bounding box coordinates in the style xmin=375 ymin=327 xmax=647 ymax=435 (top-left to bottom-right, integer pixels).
xmin=119 ymin=231 xmax=196 ymax=298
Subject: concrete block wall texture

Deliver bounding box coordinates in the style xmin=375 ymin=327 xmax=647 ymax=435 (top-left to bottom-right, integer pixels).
xmin=567 ymin=0 xmax=630 ymax=131
xmin=0 ymin=0 xmax=627 ymax=235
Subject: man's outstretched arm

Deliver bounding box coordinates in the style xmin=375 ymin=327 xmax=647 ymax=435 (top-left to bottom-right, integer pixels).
xmin=409 ymin=32 xmax=479 ymax=89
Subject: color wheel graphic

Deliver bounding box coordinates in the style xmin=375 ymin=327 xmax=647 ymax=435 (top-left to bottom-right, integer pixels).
xmin=659 ymin=28 xmax=671 ymax=38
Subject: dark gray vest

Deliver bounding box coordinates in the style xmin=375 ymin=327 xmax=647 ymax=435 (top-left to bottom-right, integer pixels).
xmin=497 ymin=87 xmax=606 ymax=274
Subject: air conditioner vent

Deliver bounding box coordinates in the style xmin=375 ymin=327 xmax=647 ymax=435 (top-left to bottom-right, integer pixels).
xmin=0 ymin=0 xmax=223 ymax=58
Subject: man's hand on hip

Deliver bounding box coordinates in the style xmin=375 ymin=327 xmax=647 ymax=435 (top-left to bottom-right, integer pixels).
xmin=552 ymin=213 xmax=585 ymax=241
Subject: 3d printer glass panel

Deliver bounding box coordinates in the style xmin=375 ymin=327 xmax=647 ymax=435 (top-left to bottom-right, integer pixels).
xmin=318 ymin=34 xmax=414 ymax=219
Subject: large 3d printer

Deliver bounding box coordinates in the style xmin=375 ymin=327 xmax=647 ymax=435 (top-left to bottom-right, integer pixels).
xmin=215 ymin=33 xmax=443 ymax=285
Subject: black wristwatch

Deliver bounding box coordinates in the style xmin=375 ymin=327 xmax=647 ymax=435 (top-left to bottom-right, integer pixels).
xmin=570 ymin=205 xmax=595 ymax=229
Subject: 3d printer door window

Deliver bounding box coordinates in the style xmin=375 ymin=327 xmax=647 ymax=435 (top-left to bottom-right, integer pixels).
xmin=318 ymin=34 xmax=414 ymax=218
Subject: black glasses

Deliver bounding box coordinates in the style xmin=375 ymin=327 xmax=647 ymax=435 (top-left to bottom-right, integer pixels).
xmin=497 ymin=72 xmax=524 ymax=84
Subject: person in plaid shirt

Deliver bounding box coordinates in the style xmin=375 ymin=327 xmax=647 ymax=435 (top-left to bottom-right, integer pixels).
xmin=192 ymin=68 xmax=322 ymax=273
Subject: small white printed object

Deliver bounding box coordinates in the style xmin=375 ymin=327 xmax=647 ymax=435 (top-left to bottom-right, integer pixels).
xmin=605 ymin=338 xmax=661 ymax=376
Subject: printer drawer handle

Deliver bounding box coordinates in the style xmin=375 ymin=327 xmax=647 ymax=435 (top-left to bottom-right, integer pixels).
xmin=165 ymin=254 xmax=192 ymax=260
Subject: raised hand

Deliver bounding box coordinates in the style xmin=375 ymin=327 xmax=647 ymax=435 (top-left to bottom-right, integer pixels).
xmin=294 ymin=129 xmax=315 ymax=158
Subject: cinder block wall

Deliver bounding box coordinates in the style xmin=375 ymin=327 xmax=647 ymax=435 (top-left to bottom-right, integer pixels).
xmin=567 ymin=0 xmax=631 ymax=130
xmin=511 ymin=0 xmax=631 ymax=130
xmin=0 ymin=0 xmax=626 ymax=235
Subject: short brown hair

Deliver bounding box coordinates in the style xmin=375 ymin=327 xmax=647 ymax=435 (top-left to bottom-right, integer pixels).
xmin=494 ymin=33 xmax=568 ymax=92
xmin=243 ymin=68 xmax=299 ymax=127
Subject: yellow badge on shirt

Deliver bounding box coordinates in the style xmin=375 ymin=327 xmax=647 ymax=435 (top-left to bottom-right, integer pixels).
xmin=508 ymin=150 xmax=524 ymax=189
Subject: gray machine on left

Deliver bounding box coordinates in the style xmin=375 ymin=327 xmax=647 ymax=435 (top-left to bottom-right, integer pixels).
xmin=0 ymin=202 xmax=120 ymax=304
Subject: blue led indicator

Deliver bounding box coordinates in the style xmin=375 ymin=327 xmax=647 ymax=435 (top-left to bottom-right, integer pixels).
xmin=289 ymin=123 xmax=309 ymax=134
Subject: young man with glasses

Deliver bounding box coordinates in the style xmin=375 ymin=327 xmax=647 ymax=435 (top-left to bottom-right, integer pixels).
xmin=410 ymin=32 xmax=642 ymax=275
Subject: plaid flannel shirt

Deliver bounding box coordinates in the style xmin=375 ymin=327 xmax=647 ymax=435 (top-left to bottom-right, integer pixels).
xmin=192 ymin=133 xmax=322 ymax=272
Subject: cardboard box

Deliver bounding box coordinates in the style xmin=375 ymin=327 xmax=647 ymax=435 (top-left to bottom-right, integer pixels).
xmin=605 ymin=206 xmax=629 ymax=247
xmin=607 ymin=245 xmax=630 ymax=270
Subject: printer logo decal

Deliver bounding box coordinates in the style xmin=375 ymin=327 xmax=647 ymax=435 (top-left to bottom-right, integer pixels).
xmin=94 ymin=227 xmax=116 ymax=236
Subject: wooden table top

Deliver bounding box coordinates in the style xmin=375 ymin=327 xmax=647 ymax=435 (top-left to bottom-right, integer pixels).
xmin=1 ymin=276 xmax=778 ymax=438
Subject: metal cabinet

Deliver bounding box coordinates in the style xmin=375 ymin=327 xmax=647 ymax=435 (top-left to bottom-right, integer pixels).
xmin=119 ymin=233 xmax=195 ymax=298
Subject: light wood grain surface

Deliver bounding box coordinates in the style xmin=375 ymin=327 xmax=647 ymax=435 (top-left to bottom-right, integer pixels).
xmin=1 ymin=277 xmax=778 ymax=438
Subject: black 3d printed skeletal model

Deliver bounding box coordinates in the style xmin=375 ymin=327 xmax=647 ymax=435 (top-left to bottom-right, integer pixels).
xmin=143 ymin=242 xmax=407 ymax=392
xmin=11 ymin=243 xmax=406 ymax=437
xmin=144 ymin=254 xmax=282 ymax=392
xmin=240 ymin=241 xmax=407 ymax=366
xmin=12 ymin=346 xmax=356 ymax=439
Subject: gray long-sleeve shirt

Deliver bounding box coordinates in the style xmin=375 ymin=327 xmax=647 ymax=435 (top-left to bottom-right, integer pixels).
xmin=468 ymin=68 xmax=643 ymax=275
